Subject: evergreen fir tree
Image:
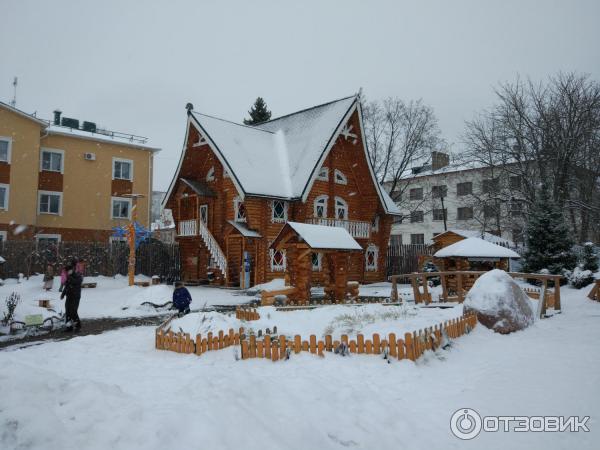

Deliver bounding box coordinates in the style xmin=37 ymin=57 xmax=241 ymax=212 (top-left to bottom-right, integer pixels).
xmin=521 ymin=187 xmax=577 ymax=275
xmin=581 ymin=242 xmax=599 ymax=272
xmin=243 ymin=97 xmax=272 ymax=125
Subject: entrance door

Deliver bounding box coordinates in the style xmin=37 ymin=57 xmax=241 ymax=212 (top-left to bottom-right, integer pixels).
xmin=199 ymin=204 xmax=208 ymax=225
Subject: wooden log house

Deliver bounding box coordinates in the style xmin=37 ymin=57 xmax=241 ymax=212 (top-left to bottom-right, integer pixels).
xmin=163 ymin=94 xmax=402 ymax=287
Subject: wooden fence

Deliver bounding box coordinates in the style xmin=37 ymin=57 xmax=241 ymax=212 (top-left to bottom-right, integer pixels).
xmin=155 ymin=313 xmax=478 ymax=362
xmin=386 ymin=243 xmax=432 ymax=277
xmin=0 ymin=240 xmax=181 ymax=280
xmin=235 ymin=306 xmax=260 ymax=321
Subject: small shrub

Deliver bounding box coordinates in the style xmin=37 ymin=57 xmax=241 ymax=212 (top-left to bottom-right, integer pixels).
xmin=2 ymin=292 xmax=21 ymax=326
xmin=569 ymin=267 xmax=594 ymax=289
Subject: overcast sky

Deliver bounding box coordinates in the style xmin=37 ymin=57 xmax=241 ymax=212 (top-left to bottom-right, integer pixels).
xmin=2 ymin=0 xmax=599 ymax=191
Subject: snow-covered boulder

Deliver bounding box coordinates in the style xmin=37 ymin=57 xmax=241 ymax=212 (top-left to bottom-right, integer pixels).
xmin=464 ymin=269 xmax=534 ymax=334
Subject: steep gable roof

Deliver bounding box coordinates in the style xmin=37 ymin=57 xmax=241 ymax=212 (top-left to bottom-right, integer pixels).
xmin=165 ymin=95 xmax=401 ymax=215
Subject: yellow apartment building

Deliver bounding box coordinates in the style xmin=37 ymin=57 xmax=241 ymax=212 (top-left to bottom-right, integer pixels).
xmin=0 ymin=101 xmax=159 ymax=243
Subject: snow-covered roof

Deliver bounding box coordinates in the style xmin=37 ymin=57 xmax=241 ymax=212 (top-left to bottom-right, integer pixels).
xmin=45 ymin=125 xmax=160 ymax=152
xmin=0 ymin=101 xmax=47 ymax=126
xmin=227 ymin=220 xmax=262 ymax=238
xmin=178 ymin=95 xmax=401 ymax=215
xmin=434 ymin=237 xmax=520 ymax=259
xmin=281 ymin=222 xmax=362 ymax=250
xmin=437 ymin=229 xmax=514 ymax=247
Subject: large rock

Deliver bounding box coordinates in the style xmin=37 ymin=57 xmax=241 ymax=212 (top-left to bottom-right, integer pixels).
xmin=464 ymin=269 xmax=534 ymax=334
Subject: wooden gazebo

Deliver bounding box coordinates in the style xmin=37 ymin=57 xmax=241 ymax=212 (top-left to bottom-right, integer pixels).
xmin=271 ymin=222 xmax=362 ymax=304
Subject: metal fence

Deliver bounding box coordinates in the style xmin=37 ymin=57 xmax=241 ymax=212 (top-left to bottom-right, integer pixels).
xmin=0 ymin=240 xmax=181 ymax=280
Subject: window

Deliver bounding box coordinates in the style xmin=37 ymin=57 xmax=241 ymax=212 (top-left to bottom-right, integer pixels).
xmin=433 ymin=208 xmax=446 ymax=221
xmin=111 ymin=197 xmax=131 ymax=219
xmin=483 ymin=204 xmax=497 ymax=219
xmin=0 ymin=137 xmax=11 ymax=163
xmin=38 ymin=191 xmax=62 ymax=215
xmin=314 ymin=195 xmax=328 ymax=218
xmin=410 ymin=210 xmax=424 ymax=223
xmin=312 ymin=252 xmax=322 ymax=271
xmin=40 ymin=148 xmax=64 ymax=173
xmin=334 ymin=169 xmax=347 ymax=185
xmin=0 ymin=230 xmax=6 ymax=242
xmin=234 ymin=197 xmax=247 ymax=222
xmin=457 ymin=181 xmax=472 ymax=196
xmin=0 ymin=184 xmax=9 ymax=210
xmin=334 ymin=197 xmax=348 ymax=220
xmin=206 ymin=166 xmax=215 ymax=182
xmin=510 ymin=200 xmax=525 ymax=217
xmin=457 ymin=207 xmax=473 ymax=220
xmin=270 ymin=249 xmax=286 ymax=271
xmin=482 ymin=178 xmax=499 ymax=194
xmin=36 ymin=234 xmax=61 ymax=244
xmin=113 ymin=158 xmax=133 ymax=180
xmin=271 ymin=200 xmax=288 ymax=223
xmin=199 ymin=205 xmax=208 ymax=224
xmin=410 ymin=234 xmax=425 ymax=245
xmin=431 ymin=185 xmax=447 ymax=198
xmin=510 ymin=176 xmax=522 ymax=190
xmin=371 ymin=216 xmax=380 ymax=232
xmin=365 ymin=244 xmax=378 ymax=271
xmin=317 ymin=167 xmax=329 ymax=181
xmin=409 ymin=188 xmax=423 ymax=201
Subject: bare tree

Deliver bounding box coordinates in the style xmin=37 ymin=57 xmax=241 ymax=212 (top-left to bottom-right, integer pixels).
xmin=463 ymin=72 xmax=600 ymax=242
xmin=362 ymin=97 xmax=444 ymax=204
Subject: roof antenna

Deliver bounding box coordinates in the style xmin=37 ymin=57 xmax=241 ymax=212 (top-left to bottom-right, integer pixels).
xmin=10 ymin=77 xmax=17 ymax=107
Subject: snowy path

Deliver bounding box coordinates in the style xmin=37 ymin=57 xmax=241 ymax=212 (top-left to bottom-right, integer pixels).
xmin=1 ymin=286 xmax=599 ymax=449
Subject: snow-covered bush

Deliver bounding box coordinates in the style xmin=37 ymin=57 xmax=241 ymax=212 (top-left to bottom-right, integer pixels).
xmin=569 ymin=267 xmax=594 ymax=289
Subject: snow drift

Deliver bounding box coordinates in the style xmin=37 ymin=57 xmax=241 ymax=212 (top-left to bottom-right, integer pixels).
xmin=463 ymin=269 xmax=534 ymax=334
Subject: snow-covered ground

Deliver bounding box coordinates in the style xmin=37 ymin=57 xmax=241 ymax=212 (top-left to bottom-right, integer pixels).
xmin=1 ymin=283 xmax=599 ymax=449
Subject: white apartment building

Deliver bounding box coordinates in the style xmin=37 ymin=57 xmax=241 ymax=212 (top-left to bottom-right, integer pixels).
xmin=389 ymin=152 xmax=525 ymax=246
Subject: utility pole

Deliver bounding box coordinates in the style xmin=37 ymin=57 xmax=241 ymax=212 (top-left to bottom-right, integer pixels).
xmin=10 ymin=77 xmax=17 ymax=107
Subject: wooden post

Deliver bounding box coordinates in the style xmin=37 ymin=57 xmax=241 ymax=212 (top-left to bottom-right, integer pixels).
xmin=421 ymin=275 xmax=430 ymax=305
xmin=271 ymin=343 xmax=279 ymax=362
xmin=264 ymin=335 xmax=271 ymax=359
xmin=391 ymin=276 xmax=398 ymax=302
xmin=388 ymin=333 xmax=397 ymax=357
xmin=372 ymin=333 xmax=381 ymax=354
xmin=207 ymin=332 xmax=213 ymax=351
xmin=241 ymin=340 xmax=248 ymax=359
xmin=410 ymin=275 xmax=421 ymax=304
xmin=554 ymin=276 xmax=561 ymax=312
xmin=457 ymin=272 xmax=464 ymax=302
xmin=325 ymin=334 xmax=333 ymax=352
xmin=397 ymin=339 xmax=405 ymax=360
xmin=440 ymin=273 xmax=448 ymax=301
xmin=357 ymin=334 xmax=364 ymax=353
xmin=309 ymin=335 xmax=317 ymax=354
xmin=294 ymin=335 xmax=301 ymax=353
xmin=365 ymin=340 xmax=373 ymax=354
xmin=404 ymin=332 xmax=414 ymax=361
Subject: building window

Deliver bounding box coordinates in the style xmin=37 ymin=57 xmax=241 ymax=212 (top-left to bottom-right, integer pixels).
xmin=113 ymin=158 xmax=133 ymax=181
xmin=335 ymin=197 xmax=348 ymax=220
xmin=234 ymin=197 xmax=247 ymax=222
xmin=206 ymin=166 xmax=215 ymax=182
xmin=317 ymin=167 xmax=329 ymax=181
xmin=271 ymin=200 xmax=288 ymax=223
xmin=431 ymin=185 xmax=447 ymax=198
xmin=365 ymin=244 xmax=378 ymax=271
xmin=314 ymin=195 xmax=328 ymax=218
xmin=409 ymin=187 xmax=423 ymax=201
xmin=0 ymin=137 xmax=12 ymax=163
xmin=38 ymin=191 xmax=62 ymax=215
xmin=334 ymin=169 xmax=347 ymax=185
xmin=510 ymin=176 xmax=522 ymax=190
xmin=457 ymin=181 xmax=472 ymax=196
xmin=0 ymin=184 xmax=9 ymax=210
xmin=0 ymin=230 xmax=6 ymax=242
xmin=457 ymin=206 xmax=473 ymax=220
xmin=410 ymin=210 xmax=424 ymax=223
xmin=482 ymin=178 xmax=500 ymax=194
xmin=312 ymin=252 xmax=322 ymax=271
xmin=270 ymin=249 xmax=287 ymax=271
xmin=199 ymin=204 xmax=208 ymax=225
xmin=111 ymin=197 xmax=131 ymax=219
xmin=35 ymin=234 xmax=61 ymax=244
xmin=432 ymin=208 xmax=446 ymax=221
xmin=510 ymin=200 xmax=525 ymax=217
xmin=372 ymin=215 xmax=380 ymax=232
xmin=40 ymin=148 xmax=64 ymax=173
xmin=410 ymin=234 xmax=425 ymax=245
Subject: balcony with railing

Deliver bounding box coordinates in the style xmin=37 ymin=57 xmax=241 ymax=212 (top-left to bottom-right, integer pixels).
xmin=178 ymin=219 xmax=198 ymax=237
xmin=305 ymin=218 xmax=371 ymax=239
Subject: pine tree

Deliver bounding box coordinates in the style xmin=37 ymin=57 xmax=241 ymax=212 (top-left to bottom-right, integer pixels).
xmin=581 ymin=242 xmax=599 ymax=272
xmin=521 ymin=186 xmax=577 ymax=275
xmin=243 ymin=97 xmax=272 ymax=125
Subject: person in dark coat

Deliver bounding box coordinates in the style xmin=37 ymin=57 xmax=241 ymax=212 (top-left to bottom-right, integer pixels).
xmin=60 ymin=263 xmax=83 ymax=331
xmin=172 ymin=281 xmax=192 ymax=315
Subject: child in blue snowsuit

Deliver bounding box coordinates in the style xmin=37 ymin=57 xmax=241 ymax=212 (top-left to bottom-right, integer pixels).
xmin=172 ymin=281 xmax=192 ymax=315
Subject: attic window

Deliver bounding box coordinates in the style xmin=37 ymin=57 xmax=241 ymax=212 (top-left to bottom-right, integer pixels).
xmin=270 ymin=249 xmax=287 ymax=272
xmin=271 ymin=200 xmax=288 ymax=223
xmin=334 ymin=169 xmax=347 ymax=185
xmin=193 ymin=134 xmax=207 ymax=147
xmin=365 ymin=244 xmax=378 ymax=271
xmin=206 ymin=166 xmax=215 ymax=182
xmin=317 ymin=167 xmax=329 ymax=181
xmin=314 ymin=195 xmax=328 ymax=218
xmin=234 ymin=197 xmax=246 ymax=222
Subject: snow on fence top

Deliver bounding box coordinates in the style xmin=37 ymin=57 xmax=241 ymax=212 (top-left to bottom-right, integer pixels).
xmin=434 ymin=237 xmax=521 ymax=259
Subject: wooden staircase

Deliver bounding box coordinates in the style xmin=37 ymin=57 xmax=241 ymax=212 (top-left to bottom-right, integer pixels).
xmin=198 ymin=220 xmax=228 ymax=283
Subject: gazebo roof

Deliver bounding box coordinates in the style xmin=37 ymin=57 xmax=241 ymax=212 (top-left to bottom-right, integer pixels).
xmin=272 ymin=222 xmax=362 ymax=251
xmin=434 ymin=237 xmax=520 ymax=259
